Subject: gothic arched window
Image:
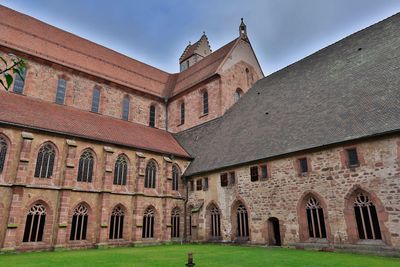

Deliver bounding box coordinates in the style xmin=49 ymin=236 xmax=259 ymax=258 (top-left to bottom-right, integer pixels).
xmin=234 ymin=88 xmax=243 ymax=103
xmin=142 ymin=207 xmax=155 ymax=238
xmin=144 ymin=161 xmax=157 ymax=188
xmin=70 ymin=204 xmax=89 ymax=241
xmin=236 ymin=204 xmax=249 ymax=239
xmin=171 ymin=208 xmax=180 ymax=238
xmin=77 ymin=150 xmax=94 ymax=182
xmin=109 ymin=206 xmax=124 ymax=240
xmin=0 ymin=137 xmax=8 ymax=173
xmin=34 ymin=143 xmax=56 ymax=178
xmin=172 ymin=165 xmax=179 ymax=191
xmin=210 ymin=205 xmax=221 ymax=238
xmin=114 ymin=155 xmax=128 ymax=185
xmin=91 ymin=87 xmax=101 ymax=113
xmin=306 ymin=197 xmax=327 ymax=238
xmin=23 ymin=203 xmax=46 ymax=242
xmin=13 ymin=68 xmax=26 ymax=94
xmin=354 ymin=193 xmax=382 ymax=240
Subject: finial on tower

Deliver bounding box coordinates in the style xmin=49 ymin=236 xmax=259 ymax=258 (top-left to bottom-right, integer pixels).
xmin=239 ymin=18 xmax=247 ymax=39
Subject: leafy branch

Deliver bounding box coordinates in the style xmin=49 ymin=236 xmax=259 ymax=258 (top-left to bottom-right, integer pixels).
xmin=0 ymin=54 xmax=26 ymax=90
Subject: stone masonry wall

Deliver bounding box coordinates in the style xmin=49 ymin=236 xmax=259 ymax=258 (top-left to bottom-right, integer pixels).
xmin=187 ymin=135 xmax=400 ymax=249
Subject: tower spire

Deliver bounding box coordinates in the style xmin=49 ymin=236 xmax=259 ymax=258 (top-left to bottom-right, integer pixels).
xmin=239 ymin=18 xmax=247 ymax=39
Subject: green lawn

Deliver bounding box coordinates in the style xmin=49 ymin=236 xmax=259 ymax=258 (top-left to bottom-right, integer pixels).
xmin=0 ymin=244 xmax=399 ymax=267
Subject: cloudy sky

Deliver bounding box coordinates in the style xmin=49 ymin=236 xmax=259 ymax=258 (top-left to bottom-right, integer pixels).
xmin=1 ymin=0 xmax=400 ymax=74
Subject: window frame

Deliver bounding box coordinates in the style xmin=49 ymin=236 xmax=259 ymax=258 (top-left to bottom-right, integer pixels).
xmin=122 ymin=96 xmax=130 ymax=121
xmin=250 ymin=166 xmax=259 ymax=182
xmin=91 ymin=87 xmax=101 ymax=113
xmin=13 ymin=68 xmax=27 ymax=94
xmin=180 ymin=102 xmax=185 ymax=125
xmin=346 ymin=148 xmax=359 ymax=167
xmin=202 ymin=91 xmax=209 ymax=115
xmin=55 ymin=78 xmax=67 ymax=104
xmin=149 ymin=105 xmax=156 ymax=127
xmin=298 ymin=158 xmax=309 ymax=174
xmin=220 ymin=173 xmax=228 ymax=187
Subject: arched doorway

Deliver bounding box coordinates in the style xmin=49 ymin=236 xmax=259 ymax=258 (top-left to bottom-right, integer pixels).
xmin=268 ymin=217 xmax=281 ymax=246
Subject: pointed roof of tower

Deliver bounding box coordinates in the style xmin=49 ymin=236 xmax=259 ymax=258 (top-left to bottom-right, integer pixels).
xmin=179 ymin=33 xmax=212 ymax=63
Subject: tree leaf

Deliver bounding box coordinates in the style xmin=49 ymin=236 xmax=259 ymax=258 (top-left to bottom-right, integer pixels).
xmin=4 ymin=73 xmax=13 ymax=88
xmin=0 ymin=79 xmax=9 ymax=90
xmin=0 ymin=56 xmax=7 ymax=68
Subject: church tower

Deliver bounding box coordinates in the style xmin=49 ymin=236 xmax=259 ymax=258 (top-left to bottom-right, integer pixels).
xmin=179 ymin=33 xmax=212 ymax=72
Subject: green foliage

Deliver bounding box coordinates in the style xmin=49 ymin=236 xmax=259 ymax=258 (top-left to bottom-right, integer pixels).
xmin=0 ymin=244 xmax=398 ymax=267
xmin=0 ymin=54 xmax=26 ymax=90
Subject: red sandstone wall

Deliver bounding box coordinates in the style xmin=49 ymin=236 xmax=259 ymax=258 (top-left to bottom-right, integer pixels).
xmin=0 ymin=126 xmax=190 ymax=251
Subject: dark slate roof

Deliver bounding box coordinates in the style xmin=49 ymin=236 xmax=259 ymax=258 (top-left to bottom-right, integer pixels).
xmin=176 ymin=13 xmax=400 ymax=176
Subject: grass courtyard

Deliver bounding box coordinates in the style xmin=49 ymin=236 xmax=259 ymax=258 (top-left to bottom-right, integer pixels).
xmin=0 ymin=244 xmax=399 ymax=267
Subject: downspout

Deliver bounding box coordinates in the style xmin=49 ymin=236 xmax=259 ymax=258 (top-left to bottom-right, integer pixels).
xmin=183 ymin=177 xmax=189 ymax=243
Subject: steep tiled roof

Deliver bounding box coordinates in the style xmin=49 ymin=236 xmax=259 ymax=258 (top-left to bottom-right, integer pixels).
xmin=176 ymin=12 xmax=400 ymax=176
xmin=0 ymin=5 xmax=241 ymax=99
xmin=0 ymin=91 xmax=190 ymax=158
xmin=0 ymin=5 xmax=170 ymax=97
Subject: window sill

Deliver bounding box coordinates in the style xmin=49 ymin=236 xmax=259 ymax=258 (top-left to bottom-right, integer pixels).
xmin=199 ymin=113 xmax=208 ymax=118
xmin=177 ymin=122 xmax=185 ymax=126
xmin=356 ymin=239 xmax=385 ymax=246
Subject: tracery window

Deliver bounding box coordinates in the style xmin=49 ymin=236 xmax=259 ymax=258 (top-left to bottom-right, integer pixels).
xmin=70 ymin=204 xmax=89 ymax=241
xmin=0 ymin=137 xmax=8 ymax=173
xmin=354 ymin=193 xmax=382 ymax=240
xmin=236 ymin=204 xmax=249 ymax=238
xmin=171 ymin=208 xmax=180 ymax=238
xmin=114 ymin=155 xmax=128 ymax=185
xmin=142 ymin=207 xmax=155 ymax=238
xmin=23 ymin=203 xmax=46 ymax=242
xmin=172 ymin=165 xmax=179 ymax=191
xmin=144 ymin=161 xmax=156 ymax=188
xmin=210 ymin=205 xmax=221 ymax=238
xmin=77 ymin=150 xmax=94 ymax=182
xmin=109 ymin=206 xmax=124 ymax=240
xmin=306 ymin=197 xmax=327 ymax=238
xmin=34 ymin=143 xmax=56 ymax=178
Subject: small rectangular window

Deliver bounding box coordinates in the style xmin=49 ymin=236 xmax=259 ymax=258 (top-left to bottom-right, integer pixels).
xmin=260 ymin=165 xmax=268 ymax=180
xmin=203 ymin=91 xmax=209 ymax=115
xmin=220 ymin=173 xmax=228 ymax=187
xmin=149 ymin=105 xmax=156 ymax=127
xmin=13 ymin=68 xmax=26 ymax=94
xmin=196 ymin=179 xmax=202 ymax=191
xmin=347 ymin=148 xmax=359 ymax=167
xmin=250 ymin=166 xmax=259 ymax=182
xmin=203 ymin=177 xmax=209 ymax=191
xmin=190 ymin=180 xmax=194 ymax=192
xmin=55 ymin=78 xmax=67 ymax=104
xmin=122 ymin=96 xmax=130 ymax=120
xmin=299 ymin=158 xmax=308 ymax=173
xmin=229 ymin=171 xmax=236 ymax=185
xmin=91 ymin=87 xmax=100 ymax=112
xmin=180 ymin=102 xmax=185 ymax=125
